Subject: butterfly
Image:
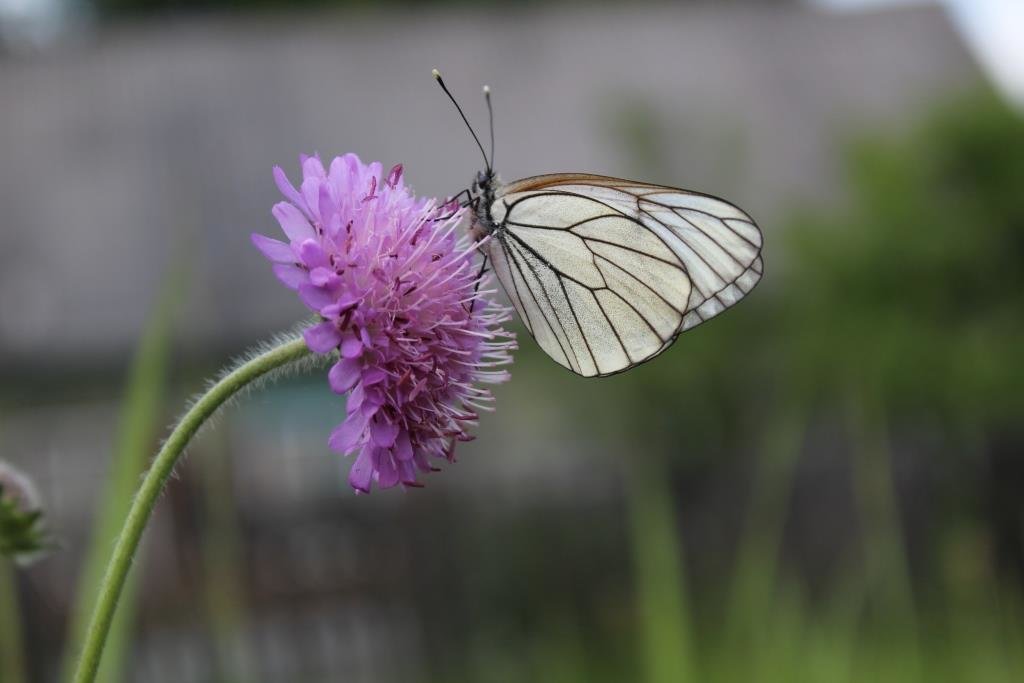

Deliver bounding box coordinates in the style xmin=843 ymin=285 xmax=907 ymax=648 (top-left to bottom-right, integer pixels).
xmin=433 ymin=70 xmax=763 ymax=377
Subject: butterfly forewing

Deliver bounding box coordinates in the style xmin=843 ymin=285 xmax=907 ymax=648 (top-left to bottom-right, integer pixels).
xmin=485 ymin=173 xmax=763 ymax=377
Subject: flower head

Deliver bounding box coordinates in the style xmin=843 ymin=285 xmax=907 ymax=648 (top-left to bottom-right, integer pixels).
xmin=253 ymin=154 xmax=515 ymax=492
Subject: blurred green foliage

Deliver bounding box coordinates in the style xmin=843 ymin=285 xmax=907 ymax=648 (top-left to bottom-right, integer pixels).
xmin=783 ymin=92 xmax=1024 ymax=426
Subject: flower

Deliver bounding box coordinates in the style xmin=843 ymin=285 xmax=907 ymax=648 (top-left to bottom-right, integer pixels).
xmin=0 ymin=460 xmax=50 ymax=565
xmin=253 ymin=153 xmax=516 ymax=493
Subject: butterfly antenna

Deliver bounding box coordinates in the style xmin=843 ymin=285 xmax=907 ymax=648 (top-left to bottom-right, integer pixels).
xmin=433 ymin=69 xmax=491 ymax=173
xmin=483 ymin=85 xmax=495 ymax=171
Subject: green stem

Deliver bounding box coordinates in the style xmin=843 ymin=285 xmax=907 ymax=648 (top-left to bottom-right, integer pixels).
xmin=71 ymin=335 xmax=312 ymax=683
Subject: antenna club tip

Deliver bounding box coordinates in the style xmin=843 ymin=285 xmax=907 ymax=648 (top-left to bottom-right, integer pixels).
xmin=431 ymin=68 xmax=442 ymax=80
xmin=483 ymin=85 xmax=491 ymax=94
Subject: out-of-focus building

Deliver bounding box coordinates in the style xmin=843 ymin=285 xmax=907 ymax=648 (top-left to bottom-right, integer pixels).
xmin=0 ymin=2 xmax=979 ymax=365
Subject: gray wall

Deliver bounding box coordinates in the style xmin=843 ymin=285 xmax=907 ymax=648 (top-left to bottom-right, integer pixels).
xmin=0 ymin=4 xmax=978 ymax=365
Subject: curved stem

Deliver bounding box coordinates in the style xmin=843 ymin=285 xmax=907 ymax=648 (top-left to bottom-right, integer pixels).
xmin=71 ymin=335 xmax=312 ymax=683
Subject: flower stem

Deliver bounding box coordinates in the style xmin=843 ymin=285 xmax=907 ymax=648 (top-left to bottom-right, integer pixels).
xmin=71 ymin=335 xmax=312 ymax=683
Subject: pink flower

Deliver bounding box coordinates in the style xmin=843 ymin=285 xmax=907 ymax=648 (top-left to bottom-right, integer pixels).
xmin=253 ymin=154 xmax=516 ymax=492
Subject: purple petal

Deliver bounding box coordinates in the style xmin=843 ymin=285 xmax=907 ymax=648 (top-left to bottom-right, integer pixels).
xmin=348 ymin=445 xmax=374 ymax=493
xmin=394 ymin=429 xmax=413 ymax=461
xmin=308 ymin=267 xmax=338 ymax=288
xmin=272 ymin=264 xmax=308 ymax=290
xmin=303 ymin=322 xmax=342 ymax=354
xmin=298 ymin=283 xmax=337 ymax=311
xmin=272 ymin=202 xmax=316 ymax=243
xmin=375 ymin=449 xmax=400 ymax=489
xmin=362 ymin=367 xmax=387 ymax=386
xmin=318 ymin=184 xmax=337 ymax=223
xmin=328 ymin=411 xmax=369 ymax=454
xmin=299 ymin=239 xmax=329 ymax=269
xmin=303 ymin=154 xmax=326 ymax=179
xmin=251 ymin=233 xmax=295 ymax=263
xmin=348 ymin=382 xmax=365 ymax=412
xmin=397 ymin=459 xmax=417 ymax=485
xmin=321 ymin=292 xmax=360 ymax=318
xmin=323 ymin=213 xmax=343 ymax=241
xmin=301 ymin=177 xmax=322 ymax=221
xmin=328 ymin=156 xmax=347 ymax=188
xmin=371 ymin=419 xmax=399 ymax=448
xmin=341 ymin=153 xmax=361 ymax=182
xmin=340 ymin=334 xmax=364 ymax=359
xmin=273 ymin=166 xmax=309 ymax=216
xmin=328 ymin=357 xmax=361 ymax=393
xmin=359 ymin=386 xmax=385 ymax=415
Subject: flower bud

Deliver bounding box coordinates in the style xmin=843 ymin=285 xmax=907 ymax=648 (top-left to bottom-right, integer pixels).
xmin=0 ymin=461 xmax=51 ymax=565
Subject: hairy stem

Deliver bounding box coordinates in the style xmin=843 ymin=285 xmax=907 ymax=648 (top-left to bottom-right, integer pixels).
xmin=71 ymin=335 xmax=313 ymax=683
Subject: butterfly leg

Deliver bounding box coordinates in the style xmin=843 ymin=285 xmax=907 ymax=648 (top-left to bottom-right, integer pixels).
xmin=431 ymin=188 xmax=476 ymax=221
xmin=467 ymin=252 xmax=490 ymax=315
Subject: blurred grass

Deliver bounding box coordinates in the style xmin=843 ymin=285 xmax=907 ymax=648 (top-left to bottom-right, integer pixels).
xmin=1 ymin=557 xmax=28 ymax=683
xmin=625 ymin=452 xmax=694 ymax=683
xmin=198 ymin=424 xmax=255 ymax=683
xmin=846 ymin=384 xmax=920 ymax=680
xmin=60 ymin=264 xmax=184 ymax=683
xmin=723 ymin=398 xmax=809 ymax=658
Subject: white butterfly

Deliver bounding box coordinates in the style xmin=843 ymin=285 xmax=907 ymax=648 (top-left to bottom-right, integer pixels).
xmin=434 ymin=71 xmax=763 ymax=377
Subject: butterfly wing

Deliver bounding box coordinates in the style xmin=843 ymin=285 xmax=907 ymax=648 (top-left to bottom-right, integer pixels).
xmin=484 ymin=173 xmax=763 ymax=377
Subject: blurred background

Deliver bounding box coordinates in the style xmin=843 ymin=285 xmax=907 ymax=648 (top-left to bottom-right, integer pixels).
xmin=1 ymin=0 xmax=1022 ymax=681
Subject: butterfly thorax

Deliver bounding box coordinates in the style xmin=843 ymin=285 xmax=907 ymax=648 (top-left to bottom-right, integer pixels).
xmin=469 ymin=170 xmax=503 ymax=242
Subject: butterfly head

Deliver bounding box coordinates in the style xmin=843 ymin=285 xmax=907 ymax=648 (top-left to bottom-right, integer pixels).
xmin=473 ymin=168 xmax=498 ymax=193
xmin=473 ymin=170 xmax=487 ymax=191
